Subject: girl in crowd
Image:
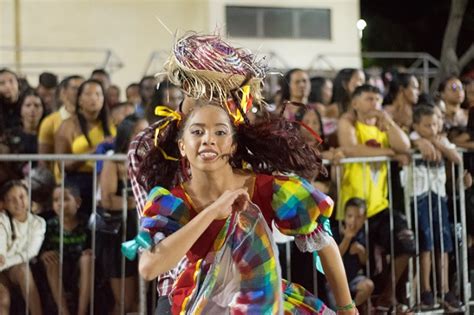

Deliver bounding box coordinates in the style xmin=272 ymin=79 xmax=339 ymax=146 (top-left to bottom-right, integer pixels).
xmin=55 ymin=79 xmax=116 ymax=218
xmin=41 ymin=184 xmax=92 ymax=315
xmin=0 ymin=180 xmax=45 ymax=315
xmin=439 ymin=75 xmax=467 ymax=131
xmin=309 ymin=76 xmax=340 ymax=149
xmin=279 ymin=68 xmax=311 ymax=120
xmin=124 ymin=33 xmax=356 ymax=315
xmin=383 ymin=73 xmax=420 ymax=133
xmin=99 ymin=114 xmax=148 ymax=314
xmin=294 ymin=106 xmax=344 ymax=195
xmin=329 ymin=68 xmax=366 ymax=117
xmin=17 ymin=89 xmax=45 ymax=154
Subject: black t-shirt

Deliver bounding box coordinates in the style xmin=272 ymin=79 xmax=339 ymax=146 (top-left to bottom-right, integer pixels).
xmin=42 ymin=216 xmax=91 ymax=262
xmin=332 ymin=227 xmax=366 ymax=281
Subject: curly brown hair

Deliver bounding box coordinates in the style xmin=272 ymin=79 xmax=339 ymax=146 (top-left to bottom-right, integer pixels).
xmin=137 ymin=104 xmax=323 ymax=191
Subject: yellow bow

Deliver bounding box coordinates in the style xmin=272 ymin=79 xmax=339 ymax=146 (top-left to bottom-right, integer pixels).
xmin=153 ymin=106 xmax=181 ymax=161
xmin=226 ymin=85 xmax=252 ymax=125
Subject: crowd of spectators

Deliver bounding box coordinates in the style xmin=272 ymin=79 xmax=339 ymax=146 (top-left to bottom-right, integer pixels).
xmin=0 ymin=65 xmax=473 ymax=314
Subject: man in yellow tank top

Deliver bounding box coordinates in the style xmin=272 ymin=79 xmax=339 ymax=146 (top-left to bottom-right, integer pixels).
xmin=338 ymin=85 xmax=415 ymax=310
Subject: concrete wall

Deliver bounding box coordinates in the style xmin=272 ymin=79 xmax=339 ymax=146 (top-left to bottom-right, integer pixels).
xmin=1 ymin=0 xmax=360 ymax=93
xmin=208 ymin=0 xmax=362 ymax=71
xmin=0 ymin=0 xmax=210 ymax=90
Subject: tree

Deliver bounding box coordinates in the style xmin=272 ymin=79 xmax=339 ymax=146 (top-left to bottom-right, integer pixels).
xmin=433 ymin=0 xmax=474 ymax=91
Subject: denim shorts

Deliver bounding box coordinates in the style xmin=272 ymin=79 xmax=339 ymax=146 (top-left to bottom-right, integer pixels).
xmin=413 ymin=193 xmax=453 ymax=253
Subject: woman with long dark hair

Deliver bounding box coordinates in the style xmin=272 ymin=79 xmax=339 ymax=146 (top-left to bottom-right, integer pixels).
xmin=55 ymin=79 xmax=116 ymax=217
xmin=382 ymin=73 xmax=420 ymax=132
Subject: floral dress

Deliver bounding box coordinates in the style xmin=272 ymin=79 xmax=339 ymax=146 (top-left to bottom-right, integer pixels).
xmin=126 ymin=174 xmax=335 ymax=314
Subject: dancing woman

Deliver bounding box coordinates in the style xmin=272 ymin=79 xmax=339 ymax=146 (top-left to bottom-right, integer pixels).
xmin=123 ymin=33 xmax=357 ymax=314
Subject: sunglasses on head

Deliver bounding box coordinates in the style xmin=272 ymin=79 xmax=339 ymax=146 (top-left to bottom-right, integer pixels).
xmin=449 ymin=83 xmax=464 ymax=92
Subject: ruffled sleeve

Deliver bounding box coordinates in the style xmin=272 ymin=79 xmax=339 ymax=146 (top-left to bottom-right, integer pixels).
xmin=122 ymin=186 xmax=190 ymax=260
xmin=272 ymin=175 xmax=333 ymax=253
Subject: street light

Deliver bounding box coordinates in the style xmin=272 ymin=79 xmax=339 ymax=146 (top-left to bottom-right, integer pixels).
xmin=356 ymin=19 xmax=367 ymax=39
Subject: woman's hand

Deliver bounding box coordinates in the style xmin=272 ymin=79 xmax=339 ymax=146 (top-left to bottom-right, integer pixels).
xmin=208 ymin=188 xmax=249 ymax=220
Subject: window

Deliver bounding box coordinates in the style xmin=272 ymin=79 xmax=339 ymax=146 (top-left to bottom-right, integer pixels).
xmin=226 ymin=6 xmax=331 ymax=40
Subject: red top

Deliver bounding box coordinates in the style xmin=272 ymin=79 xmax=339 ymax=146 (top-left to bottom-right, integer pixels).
xmin=170 ymin=173 xmax=275 ymax=263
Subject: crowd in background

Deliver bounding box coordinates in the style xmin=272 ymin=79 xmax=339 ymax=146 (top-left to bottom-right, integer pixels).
xmin=0 ymin=65 xmax=474 ymax=314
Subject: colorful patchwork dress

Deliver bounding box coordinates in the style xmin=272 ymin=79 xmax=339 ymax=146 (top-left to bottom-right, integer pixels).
xmin=136 ymin=173 xmax=335 ymax=314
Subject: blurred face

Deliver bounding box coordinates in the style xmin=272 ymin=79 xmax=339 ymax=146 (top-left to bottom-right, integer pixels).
xmin=91 ymin=73 xmax=110 ymax=91
xmin=352 ymin=91 xmax=381 ymax=116
xmin=126 ymin=85 xmax=141 ymax=105
xmin=178 ymin=105 xmax=235 ymax=173
xmin=289 ymin=71 xmax=310 ymax=100
xmin=300 ymin=109 xmax=321 ymax=144
xmin=3 ymin=185 xmax=28 ymax=220
xmin=164 ymin=87 xmax=184 ymax=111
xmin=78 ymin=82 xmax=104 ymax=113
xmin=321 ymin=80 xmax=333 ymax=105
xmin=106 ymin=86 xmax=120 ymax=106
xmin=140 ymin=78 xmax=158 ymax=105
xmin=414 ymin=114 xmax=438 ymax=139
xmin=52 ymin=188 xmax=79 ymax=217
xmin=21 ymin=95 xmax=44 ymax=128
xmin=0 ymin=72 xmax=19 ymax=103
xmin=344 ymin=205 xmax=366 ymax=232
xmin=441 ymin=78 xmax=465 ymax=106
xmin=111 ymin=105 xmax=135 ymax=126
xmin=402 ymin=76 xmax=420 ymax=105
xmin=64 ymin=78 xmax=84 ymax=106
xmin=346 ymin=70 xmax=366 ymax=94
xmin=37 ymin=85 xmax=56 ymax=110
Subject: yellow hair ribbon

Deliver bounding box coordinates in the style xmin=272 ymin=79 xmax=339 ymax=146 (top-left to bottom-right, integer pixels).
xmin=226 ymin=85 xmax=253 ymax=125
xmin=153 ymin=105 xmax=182 ymax=160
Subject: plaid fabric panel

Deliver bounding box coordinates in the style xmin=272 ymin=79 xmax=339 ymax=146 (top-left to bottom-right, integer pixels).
xmin=271 ymin=175 xmax=334 ymax=236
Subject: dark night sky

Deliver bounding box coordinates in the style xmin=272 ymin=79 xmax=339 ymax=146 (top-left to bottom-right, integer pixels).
xmin=360 ymin=0 xmax=474 ymax=72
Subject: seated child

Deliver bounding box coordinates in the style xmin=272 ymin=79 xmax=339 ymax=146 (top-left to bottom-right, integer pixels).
xmin=408 ymin=105 xmax=462 ymax=310
xmin=330 ymin=198 xmax=373 ymax=311
xmin=0 ymin=180 xmax=45 ymax=315
xmin=41 ymin=184 xmax=91 ymax=315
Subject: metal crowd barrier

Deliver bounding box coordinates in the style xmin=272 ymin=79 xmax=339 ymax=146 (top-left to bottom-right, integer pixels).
xmin=0 ymin=153 xmax=472 ymax=315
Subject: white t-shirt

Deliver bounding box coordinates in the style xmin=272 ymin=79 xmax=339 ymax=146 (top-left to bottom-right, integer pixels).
xmin=0 ymin=211 xmax=46 ymax=271
xmin=401 ymin=131 xmax=455 ymax=197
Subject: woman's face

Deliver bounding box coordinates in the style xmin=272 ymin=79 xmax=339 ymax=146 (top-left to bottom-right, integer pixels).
xmin=21 ymin=95 xmax=44 ymax=128
xmin=321 ymin=80 xmax=333 ymax=105
xmin=78 ymin=82 xmax=104 ymax=113
xmin=300 ymin=109 xmax=321 ymax=144
xmin=178 ymin=105 xmax=235 ymax=173
xmin=289 ymin=71 xmax=310 ymax=100
xmin=4 ymin=186 xmax=28 ymax=220
xmin=52 ymin=188 xmax=79 ymax=217
xmin=346 ymin=70 xmax=366 ymax=94
xmin=442 ymin=78 xmax=465 ymax=106
xmin=0 ymin=72 xmax=19 ymax=103
xmin=402 ymin=76 xmax=420 ymax=106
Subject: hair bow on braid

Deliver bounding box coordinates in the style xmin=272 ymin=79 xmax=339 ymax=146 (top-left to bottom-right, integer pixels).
xmin=153 ymin=106 xmax=182 ymax=161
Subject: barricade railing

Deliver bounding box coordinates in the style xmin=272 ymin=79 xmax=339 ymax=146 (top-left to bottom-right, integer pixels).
xmin=0 ymin=153 xmax=472 ymax=315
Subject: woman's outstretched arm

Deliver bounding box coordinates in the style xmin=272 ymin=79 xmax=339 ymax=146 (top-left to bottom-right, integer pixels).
xmin=319 ymin=238 xmax=357 ymax=314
